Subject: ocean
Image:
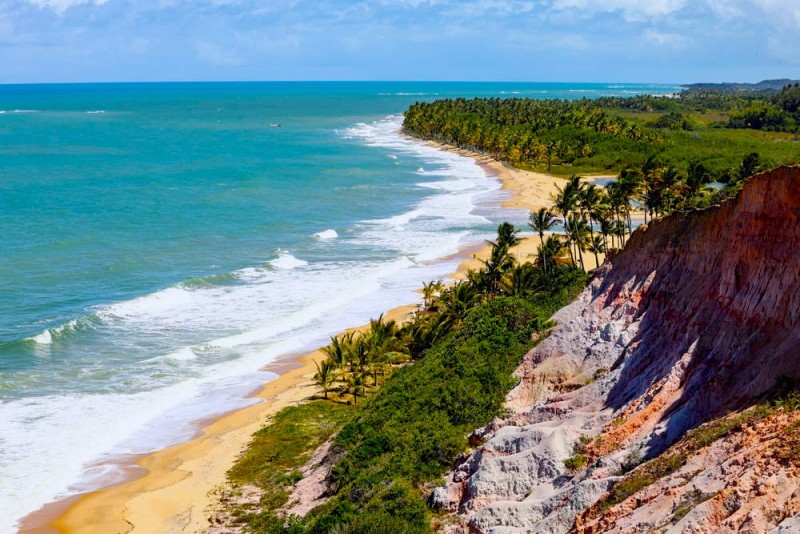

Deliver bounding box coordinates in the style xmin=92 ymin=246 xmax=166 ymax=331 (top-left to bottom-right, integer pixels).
xmin=0 ymin=81 xmax=680 ymax=531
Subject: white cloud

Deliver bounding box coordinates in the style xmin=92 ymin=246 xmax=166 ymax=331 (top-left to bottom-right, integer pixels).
xmin=749 ymin=0 xmax=800 ymax=27
xmin=551 ymin=0 xmax=688 ymax=20
xmin=644 ymin=29 xmax=689 ymax=49
xmin=26 ymin=0 xmax=108 ymax=14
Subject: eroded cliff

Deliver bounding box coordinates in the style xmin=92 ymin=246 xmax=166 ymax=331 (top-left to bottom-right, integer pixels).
xmin=433 ymin=166 xmax=800 ymax=533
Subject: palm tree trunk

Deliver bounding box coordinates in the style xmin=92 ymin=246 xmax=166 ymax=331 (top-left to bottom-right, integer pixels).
xmin=538 ymin=232 xmax=546 ymax=274
xmin=626 ymin=209 xmax=633 ymax=236
xmin=562 ymin=213 xmax=576 ymax=268
xmin=567 ymin=239 xmax=576 ymax=267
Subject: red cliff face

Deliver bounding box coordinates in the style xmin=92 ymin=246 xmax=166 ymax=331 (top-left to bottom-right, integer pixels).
xmin=599 ymin=165 xmax=800 ymax=446
xmin=433 ymin=166 xmax=800 ymax=533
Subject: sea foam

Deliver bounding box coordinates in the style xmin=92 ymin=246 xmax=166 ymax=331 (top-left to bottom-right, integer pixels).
xmin=268 ymin=250 xmax=309 ymax=270
xmin=313 ymin=229 xmax=338 ymax=240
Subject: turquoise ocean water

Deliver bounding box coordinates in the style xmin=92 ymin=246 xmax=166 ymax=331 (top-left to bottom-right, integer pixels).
xmin=0 ymin=82 xmax=679 ymax=530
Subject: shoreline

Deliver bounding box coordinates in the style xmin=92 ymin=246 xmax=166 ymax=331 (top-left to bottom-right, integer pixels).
xmin=46 ymin=306 xmax=418 ymax=534
xmin=418 ymin=139 xmax=566 ymax=213
xmin=33 ymin=138 xmax=566 ymax=534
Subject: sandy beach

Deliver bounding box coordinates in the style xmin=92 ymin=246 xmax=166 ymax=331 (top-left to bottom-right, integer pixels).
xmin=37 ymin=143 xmax=574 ymax=534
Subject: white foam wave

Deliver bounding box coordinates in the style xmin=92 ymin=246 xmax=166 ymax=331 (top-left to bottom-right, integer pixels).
xmin=417 ymin=179 xmax=478 ymax=192
xmin=386 ymin=154 xmax=398 ymax=160
xmin=313 ymin=229 xmax=338 ymax=240
xmin=268 ymin=250 xmax=308 ymax=270
xmin=165 ymin=347 xmax=197 ymax=361
xmin=341 ymin=115 xmax=523 ymax=264
xmin=86 ymin=110 xmax=106 ymax=114
xmin=31 ymin=329 xmax=53 ymax=345
xmin=25 ymin=318 xmax=90 ymax=345
xmin=97 ymin=286 xmax=196 ymax=322
xmin=0 ymin=109 xmax=39 ymax=114
xmin=234 ymin=266 xmax=270 ymax=282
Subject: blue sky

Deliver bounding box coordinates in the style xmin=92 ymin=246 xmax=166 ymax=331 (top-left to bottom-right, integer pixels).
xmin=1 ymin=0 xmax=798 ymax=84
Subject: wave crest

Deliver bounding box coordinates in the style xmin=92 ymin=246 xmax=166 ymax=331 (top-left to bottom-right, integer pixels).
xmin=268 ymin=250 xmax=309 ymax=270
xmin=313 ymin=229 xmax=338 ymax=240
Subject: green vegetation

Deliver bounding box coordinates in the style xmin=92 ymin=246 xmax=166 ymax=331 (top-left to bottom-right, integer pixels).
xmin=225 ymin=223 xmax=588 ymax=533
xmin=564 ymin=453 xmax=588 ymax=472
xmin=564 ymin=435 xmax=593 ymax=472
xmin=225 ymin=401 xmax=356 ymax=529
xmin=402 ymin=90 xmax=800 ymax=179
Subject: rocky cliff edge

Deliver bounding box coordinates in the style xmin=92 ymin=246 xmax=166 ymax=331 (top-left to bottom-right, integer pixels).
xmin=433 ymin=166 xmax=800 ymax=533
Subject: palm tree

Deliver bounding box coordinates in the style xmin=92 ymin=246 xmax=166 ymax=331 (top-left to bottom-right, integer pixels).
xmin=440 ymin=281 xmax=477 ymax=328
xmin=535 ymin=236 xmax=568 ymax=271
xmin=605 ymin=182 xmax=630 ymax=247
xmin=686 ymin=161 xmax=709 ymax=196
xmin=580 ymin=184 xmax=603 ymax=249
xmin=640 ymin=156 xmax=663 ymax=223
xmin=364 ymin=315 xmax=403 ymax=385
xmin=565 ymin=215 xmax=589 ymax=271
xmin=353 ymin=337 xmax=370 ymax=373
xmin=660 ymin=165 xmax=681 ymax=214
xmin=480 ymin=243 xmax=515 ymax=294
xmin=321 ymin=332 xmax=352 ymax=369
xmin=401 ymin=313 xmax=448 ymax=360
xmin=551 ymin=186 xmax=577 ymax=267
xmin=616 ymin=168 xmax=642 ymax=237
xmin=421 ymin=280 xmax=444 ymax=311
xmin=313 ymin=359 xmax=338 ymax=399
xmin=596 ymin=213 xmax=613 ymax=251
xmin=611 ymin=220 xmax=627 ymax=248
xmin=345 ymin=372 xmax=365 ymax=404
xmin=491 ymin=222 xmax=522 ymax=253
xmin=528 ymin=208 xmax=557 ymax=273
xmin=500 ymin=263 xmax=539 ymax=296
xmin=587 ymin=236 xmax=605 ymax=269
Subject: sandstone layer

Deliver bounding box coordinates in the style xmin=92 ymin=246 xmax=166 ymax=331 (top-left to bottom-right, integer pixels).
xmin=433 ymin=166 xmax=800 ymax=533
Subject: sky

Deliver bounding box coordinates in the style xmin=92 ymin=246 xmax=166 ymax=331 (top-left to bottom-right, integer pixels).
xmin=0 ymin=0 xmax=798 ymax=84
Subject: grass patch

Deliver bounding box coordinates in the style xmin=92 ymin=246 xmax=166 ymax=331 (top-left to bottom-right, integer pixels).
xmin=225 ymin=400 xmax=356 ymax=528
xmin=564 ymin=453 xmax=588 ymax=472
xmin=604 ymin=454 xmax=686 ymax=509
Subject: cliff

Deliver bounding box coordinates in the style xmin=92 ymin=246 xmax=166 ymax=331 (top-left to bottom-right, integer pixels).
xmin=433 ymin=166 xmax=800 ymax=533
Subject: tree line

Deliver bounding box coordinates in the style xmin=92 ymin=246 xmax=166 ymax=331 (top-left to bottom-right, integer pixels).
xmin=403 ymin=97 xmax=663 ymax=172
xmin=402 ymin=94 xmax=790 ymax=180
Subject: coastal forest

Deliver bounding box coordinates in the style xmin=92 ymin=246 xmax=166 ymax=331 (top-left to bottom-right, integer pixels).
xmin=402 ymin=82 xmax=800 ymax=180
